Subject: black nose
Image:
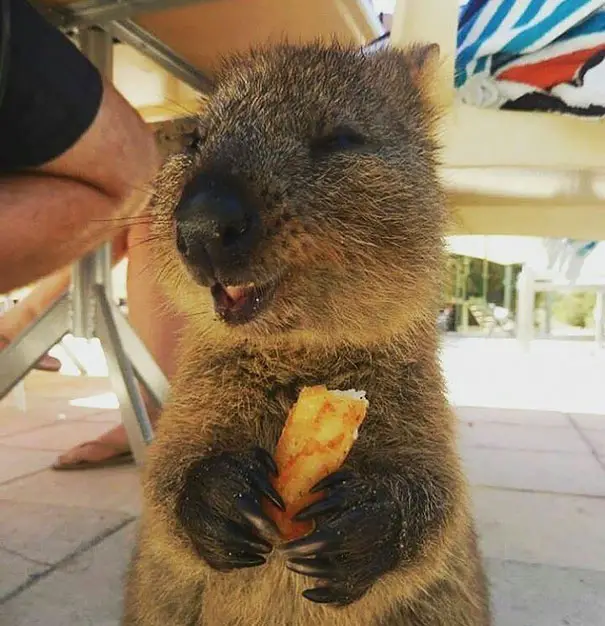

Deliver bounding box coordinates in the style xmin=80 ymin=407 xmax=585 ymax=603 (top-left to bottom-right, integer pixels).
xmin=174 ymin=172 xmax=262 ymax=279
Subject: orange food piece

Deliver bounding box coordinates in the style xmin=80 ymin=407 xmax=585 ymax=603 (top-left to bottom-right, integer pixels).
xmin=264 ymin=386 xmax=369 ymax=541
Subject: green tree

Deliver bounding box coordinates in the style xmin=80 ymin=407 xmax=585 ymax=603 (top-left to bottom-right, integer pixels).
xmin=552 ymin=292 xmax=596 ymax=328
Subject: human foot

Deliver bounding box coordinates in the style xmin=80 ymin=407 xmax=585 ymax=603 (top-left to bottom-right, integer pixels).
xmin=52 ymin=424 xmax=133 ymax=470
xmin=52 ymin=440 xmax=133 ymax=470
xmin=0 ymin=334 xmax=61 ymax=372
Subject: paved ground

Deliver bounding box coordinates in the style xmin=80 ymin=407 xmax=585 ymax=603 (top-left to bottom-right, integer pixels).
xmin=1 ymin=336 xmax=604 ymax=625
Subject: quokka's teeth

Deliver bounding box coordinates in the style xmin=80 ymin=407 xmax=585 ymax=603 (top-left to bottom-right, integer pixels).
xmin=224 ymin=285 xmax=254 ymax=301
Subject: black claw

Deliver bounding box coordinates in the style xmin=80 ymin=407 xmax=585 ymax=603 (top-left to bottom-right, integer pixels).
xmin=254 ymin=447 xmax=278 ymax=476
xmin=302 ymin=587 xmax=336 ymax=604
xmin=224 ymin=521 xmax=272 ymax=554
xmin=249 ymin=541 xmax=272 ymax=555
xmin=230 ymin=553 xmax=267 ymax=569
xmin=236 ymin=494 xmax=279 ymax=537
xmin=281 ymin=530 xmax=331 ymax=557
xmin=293 ymin=493 xmax=344 ymax=521
xmin=310 ymin=470 xmax=355 ymax=494
xmin=286 ymin=557 xmax=333 ymax=579
xmin=250 ymin=471 xmax=286 ymax=511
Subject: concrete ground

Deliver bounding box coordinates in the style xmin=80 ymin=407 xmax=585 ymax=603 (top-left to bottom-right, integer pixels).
xmin=1 ymin=336 xmax=604 ymax=625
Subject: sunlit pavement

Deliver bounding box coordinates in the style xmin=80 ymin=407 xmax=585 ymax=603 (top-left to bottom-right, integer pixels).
xmin=1 ymin=336 xmax=604 ymax=625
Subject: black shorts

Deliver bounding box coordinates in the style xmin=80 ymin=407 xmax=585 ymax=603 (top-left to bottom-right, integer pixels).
xmin=0 ymin=0 xmax=103 ymax=172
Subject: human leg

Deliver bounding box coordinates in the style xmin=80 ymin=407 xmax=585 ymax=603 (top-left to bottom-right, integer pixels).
xmin=53 ymin=219 xmax=186 ymax=469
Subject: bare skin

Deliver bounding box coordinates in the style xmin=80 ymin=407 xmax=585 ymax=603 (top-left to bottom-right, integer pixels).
xmin=0 ymin=78 xmax=159 ymax=294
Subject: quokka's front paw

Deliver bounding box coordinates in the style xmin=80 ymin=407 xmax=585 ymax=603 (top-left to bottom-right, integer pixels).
xmin=176 ymin=447 xmax=285 ymax=571
xmin=281 ymin=470 xmax=402 ymax=606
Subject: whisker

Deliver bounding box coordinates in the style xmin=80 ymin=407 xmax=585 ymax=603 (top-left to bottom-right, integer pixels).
xmin=90 ymin=216 xmax=157 ymax=225
xmin=159 ymin=96 xmax=201 ymax=118
xmin=125 ymin=236 xmax=168 ymax=254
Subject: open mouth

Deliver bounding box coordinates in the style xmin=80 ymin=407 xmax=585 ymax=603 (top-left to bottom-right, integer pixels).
xmin=210 ymin=279 xmax=278 ymax=325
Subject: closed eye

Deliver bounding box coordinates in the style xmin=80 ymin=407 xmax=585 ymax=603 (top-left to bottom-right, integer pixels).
xmin=309 ymin=126 xmax=368 ymax=156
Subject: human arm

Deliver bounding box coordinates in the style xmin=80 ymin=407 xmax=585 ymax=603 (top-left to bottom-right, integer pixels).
xmin=0 ymin=0 xmax=159 ymax=292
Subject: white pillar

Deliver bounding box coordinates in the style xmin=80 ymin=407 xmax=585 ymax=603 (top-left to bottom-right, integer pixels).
xmin=516 ymin=265 xmax=535 ymax=351
xmin=595 ymin=291 xmax=605 ymax=348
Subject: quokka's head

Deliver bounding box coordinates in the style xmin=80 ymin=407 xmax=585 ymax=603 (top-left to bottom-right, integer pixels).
xmin=151 ymin=40 xmax=446 ymax=346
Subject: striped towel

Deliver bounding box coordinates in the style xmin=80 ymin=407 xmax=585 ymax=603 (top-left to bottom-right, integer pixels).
xmin=456 ymin=0 xmax=605 ymax=118
xmin=365 ymin=2 xmax=603 ymax=272
xmin=454 ymin=1 xmax=603 ymax=259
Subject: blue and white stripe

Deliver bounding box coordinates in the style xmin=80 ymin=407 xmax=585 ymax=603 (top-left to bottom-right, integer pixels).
xmin=456 ymin=0 xmax=605 ymax=87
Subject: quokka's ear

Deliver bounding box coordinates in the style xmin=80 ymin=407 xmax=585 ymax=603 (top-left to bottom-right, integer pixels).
xmin=363 ymin=38 xmax=441 ymax=87
xmin=406 ymin=43 xmax=440 ymax=82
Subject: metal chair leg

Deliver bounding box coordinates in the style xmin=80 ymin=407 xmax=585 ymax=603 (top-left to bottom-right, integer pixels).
xmin=58 ymin=336 xmax=90 ymax=376
xmin=0 ymin=294 xmax=70 ymax=399
xmin=94 ymin=285 xmax=154 ymax=465
xmin=109 ymin=297 xmax=169 ymax=410
xmin=0 ymin=285 xmax=164 ymax=467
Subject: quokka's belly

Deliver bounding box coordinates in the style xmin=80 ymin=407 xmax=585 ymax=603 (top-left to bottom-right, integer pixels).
xmin=199 ymin=555 xmax=394 ymax=626
xmin=196 ymin=536 xmax=489 ymax=626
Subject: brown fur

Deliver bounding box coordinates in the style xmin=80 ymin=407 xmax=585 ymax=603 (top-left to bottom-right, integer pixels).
xmin=123 ymin=41 xmax=491 ymax=625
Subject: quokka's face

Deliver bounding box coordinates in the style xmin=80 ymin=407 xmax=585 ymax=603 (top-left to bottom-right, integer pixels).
xmin=151 ymin=42 xmax=445 ymax=341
